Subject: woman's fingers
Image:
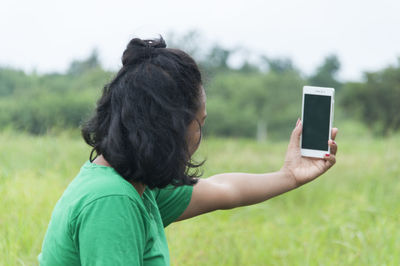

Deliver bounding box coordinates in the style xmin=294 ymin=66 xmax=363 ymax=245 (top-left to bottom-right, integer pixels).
xmin=289 ymin=118 xmax=302 ymax=149
xmin=324 ymin=153 xmax=336 ymax=168
xmin=331 ymin=128 xmax=338 ymax=140
xmin=329 ymin=127 xmax=338 ymax=156
xmin=324 ymin=133 xmax=338 ymax=169
xmin=328 ymin=139 xmax=338 ymax=155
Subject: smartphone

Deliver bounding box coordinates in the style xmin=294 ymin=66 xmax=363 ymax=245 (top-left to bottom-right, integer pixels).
xmin=300 ymin=86 xmax=335 ymax=158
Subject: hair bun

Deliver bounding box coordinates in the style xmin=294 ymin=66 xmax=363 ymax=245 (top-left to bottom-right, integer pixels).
xmin=122 ymin=36 xmax=167 ymax=66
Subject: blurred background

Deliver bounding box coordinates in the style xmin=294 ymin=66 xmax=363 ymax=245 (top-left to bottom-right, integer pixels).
xmin=1 ymin=0 xmax=399 ymax=265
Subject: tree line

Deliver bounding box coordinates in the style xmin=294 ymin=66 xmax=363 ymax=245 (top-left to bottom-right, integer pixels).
xmin=0 ymin=32 xmax=399 ymax=139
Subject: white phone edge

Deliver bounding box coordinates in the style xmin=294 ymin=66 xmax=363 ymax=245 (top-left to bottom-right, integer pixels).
xmin=300 ymin=86 xmax=335 ymax=158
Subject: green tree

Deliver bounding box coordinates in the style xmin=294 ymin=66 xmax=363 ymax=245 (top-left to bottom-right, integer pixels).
xmin=261 ymin=56 xmax=295 ymax=74
xmin=204 ymin=69 xmax=305 ymax=140
xmin=340 ymin=58 xmax=400 ymax=135
xmin=0 ymin=68 xmax=31 ymax=96
xmin=67 ymin=49 xmax=101 ymax=76
xmin=309 ymin=54 xmax=342 ymax=90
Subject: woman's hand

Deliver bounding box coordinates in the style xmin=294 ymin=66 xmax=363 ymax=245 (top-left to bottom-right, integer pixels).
xmin=281 ymin=118 xmax=338 ymax=187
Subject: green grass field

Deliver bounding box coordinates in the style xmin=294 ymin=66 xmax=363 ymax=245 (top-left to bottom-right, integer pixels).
xmin=0 ymin=128 xmax=399 ymax=265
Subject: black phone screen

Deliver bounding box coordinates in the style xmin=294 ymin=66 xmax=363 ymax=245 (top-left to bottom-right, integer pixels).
xmin=301 ymin=94 xmax=331 ymax=151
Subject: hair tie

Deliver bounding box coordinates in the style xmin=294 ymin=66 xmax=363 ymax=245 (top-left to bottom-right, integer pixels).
xmin=145 ymin=41 xmax=154 ymax=59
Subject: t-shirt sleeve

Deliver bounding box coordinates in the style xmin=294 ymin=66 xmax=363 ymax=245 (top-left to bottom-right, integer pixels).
xmin=154 ymin=184 xmax=193 ymax=228
xmin=73 ymin=196 xmax=147 ymax=266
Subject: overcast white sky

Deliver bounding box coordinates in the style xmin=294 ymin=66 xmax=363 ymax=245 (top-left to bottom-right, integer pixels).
xmin=1 ymin=0 xmax=399 ymax=81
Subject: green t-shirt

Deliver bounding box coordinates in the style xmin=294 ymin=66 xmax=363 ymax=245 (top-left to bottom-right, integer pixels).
xmin=38 ymin=160 xmax=193 ymax=266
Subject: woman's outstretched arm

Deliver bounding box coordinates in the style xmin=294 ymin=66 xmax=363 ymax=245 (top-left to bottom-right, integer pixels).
xmin=176 ymin=120 xmax=338 ymax=221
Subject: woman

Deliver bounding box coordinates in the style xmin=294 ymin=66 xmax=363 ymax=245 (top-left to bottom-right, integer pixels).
xmin=38 ymin=36 xmax=338 ymax=265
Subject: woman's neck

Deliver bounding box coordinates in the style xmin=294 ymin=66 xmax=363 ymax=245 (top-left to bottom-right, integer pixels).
xmin=93 ymin=155 xmax=146 ymax=197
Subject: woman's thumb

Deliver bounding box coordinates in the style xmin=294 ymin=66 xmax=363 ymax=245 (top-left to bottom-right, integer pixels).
xmin=289 ymin=118 xmax=302 ymax=148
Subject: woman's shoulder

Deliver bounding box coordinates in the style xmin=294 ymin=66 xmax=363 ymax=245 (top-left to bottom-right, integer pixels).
xmin=58 ymin=161 xmax=146 ymax=218
xmin=73 ymin=161 xmax=138 ymax=195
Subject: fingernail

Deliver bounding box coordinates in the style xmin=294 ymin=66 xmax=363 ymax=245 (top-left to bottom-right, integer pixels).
xmin=325 ymin=153 xmax=330 ymax=157
xmin=296 ymin=118 xmax=300 ymax=126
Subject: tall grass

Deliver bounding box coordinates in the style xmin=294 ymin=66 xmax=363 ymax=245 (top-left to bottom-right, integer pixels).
xmin=0 ymin=125 xmax=399 ymax=265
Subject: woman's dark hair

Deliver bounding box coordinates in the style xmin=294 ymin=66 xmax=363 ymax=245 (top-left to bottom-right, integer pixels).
xmin=81 ymin=36 xmax=205 ymax=189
